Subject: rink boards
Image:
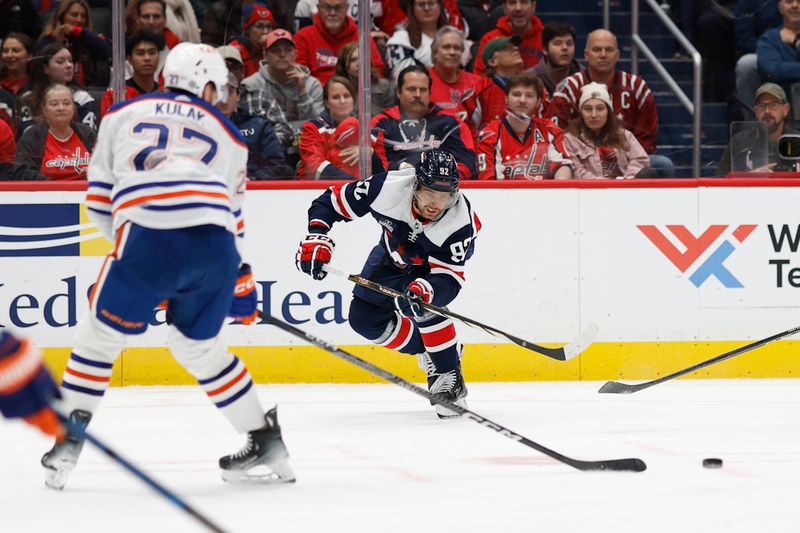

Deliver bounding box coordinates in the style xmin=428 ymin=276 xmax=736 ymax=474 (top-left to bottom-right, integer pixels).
xmin=2 ymin=179 xmax=800 ymax=384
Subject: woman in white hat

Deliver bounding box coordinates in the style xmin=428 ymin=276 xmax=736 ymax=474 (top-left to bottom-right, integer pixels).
xmin=563 ymin=81 xmax=653 ymax=179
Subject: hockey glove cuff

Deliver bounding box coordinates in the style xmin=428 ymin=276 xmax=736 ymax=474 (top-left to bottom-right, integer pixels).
xmin=229 ymin=264 xmax=258 ymax=325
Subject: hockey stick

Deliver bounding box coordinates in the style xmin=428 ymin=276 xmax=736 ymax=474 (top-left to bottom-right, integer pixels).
xmin=598 ymin=324 xmax=800 ymax=394
xmin=59 ymin=414 xmax=230 ymax=533
xmin=259 ymin=311 xmax=645 ymax=472
xmin=322 ymin=264 xmax=598 ymax=362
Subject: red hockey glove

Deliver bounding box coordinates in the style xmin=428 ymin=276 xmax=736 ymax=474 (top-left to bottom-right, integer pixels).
xmin=0 ymin=331 xmax=64 ymax=439
xmin=295 ymin=234 xmax=335 ymax=280
xmin=229 ymin=264 xmax=258 ymax=325
xmin=394 ymin=278 xmax=433 ymax=319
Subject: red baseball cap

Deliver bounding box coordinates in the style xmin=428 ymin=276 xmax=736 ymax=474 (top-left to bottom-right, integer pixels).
xmin=243 ymin=3 xmax=274 ymax=30
xmin=264 ymin=29 xmax=294 ymax=50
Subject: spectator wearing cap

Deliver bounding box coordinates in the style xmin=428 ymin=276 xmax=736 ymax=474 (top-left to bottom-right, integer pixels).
xmin=240 ymin=29 xmax=323 ymax=149
xmin=203 ymin=0 xmax=296 ymax=46
xmin=385 ymin=0 xmax=471 ymax=84
xmin=563 ymin=82 xmax=652 ymax=179
xmin=476 ymin=35 xmax=526 ymax=130
xmin=472 ymin=0 xmax=543 ymax=76
xmin=294 ymin=0 xmax=386 ymax=85
xmin=125 ymin=0 xmax=183 ymax=84
xmin=717 ymin=82 xmax=800 ymax=175
xmin=100 ymin=31 xmax=164 ymax=117
xmin=548 ymin=29 xmax=673 ymax=178
xmin=218 ymin=45 xmax=246 ymax=83
xmin=217 ymin=72 xmax=294 ymax=180
xmin=229 ymin=3 xmax=275 ymax=78
xmin=532 ymin=21 xmax=583 ymax=97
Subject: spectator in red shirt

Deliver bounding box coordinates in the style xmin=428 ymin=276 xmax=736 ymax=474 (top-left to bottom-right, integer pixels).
xmin=100 ymin=31 xmax=164 ymax=117
xmin=477 ymin=71 xmax=571 ymax=180
xmin=428 ymin=25 xmax=488 ymax=140
xmin=472 ymin=0 xmax=543 ymax=76
xmin=125 ymin=0 xmax=183 ymax=83
xmin=298 ymin=75 xmax=363 ymax=179
xmin=35 ymin=0 xmax=112 ymax=88
xmin=229 ymin=3 xmax=275 ymax=78
xmin=376 ymin=0 xmax=466 ymax=34
xmin=16 ymin=84 xmax=96 ymax=181
xmin=1 ymin=33 xmax=33 ymax=96
xmin=294 ymin=0 xmax=386 ymax=85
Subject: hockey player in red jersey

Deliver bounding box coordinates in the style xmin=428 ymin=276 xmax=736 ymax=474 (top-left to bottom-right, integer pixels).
xmin=477 ymin=71 xmax=572 ymax=180
xmin=295 ymin=149 xmax=480 ymax=419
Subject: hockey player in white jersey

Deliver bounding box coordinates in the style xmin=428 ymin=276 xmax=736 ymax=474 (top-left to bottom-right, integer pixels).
xmin=296 ymin=149 xmax=481 ymax=418
xmin=41 ymin=43 xmax=294 ymax=488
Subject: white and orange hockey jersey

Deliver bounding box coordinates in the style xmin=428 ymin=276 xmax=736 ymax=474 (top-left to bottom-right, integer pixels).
xmin=86 ymin=92 xmax=249 ymax=244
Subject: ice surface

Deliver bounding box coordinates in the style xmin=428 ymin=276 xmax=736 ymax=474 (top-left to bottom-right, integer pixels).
xmin=2 ymin=379 xmax=799 ymax=532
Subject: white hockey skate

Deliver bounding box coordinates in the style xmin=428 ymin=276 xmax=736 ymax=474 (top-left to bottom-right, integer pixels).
xmin=219 ymin=406 xmax=295 ymax=484
xmin=41 ymin=409 xmax=92 ymax=490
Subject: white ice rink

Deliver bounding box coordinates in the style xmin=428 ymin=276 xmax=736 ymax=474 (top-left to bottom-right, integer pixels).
xmin=2 ymin=379 xmax=799 ymax=532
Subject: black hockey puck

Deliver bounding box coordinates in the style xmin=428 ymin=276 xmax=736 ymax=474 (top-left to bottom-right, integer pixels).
xmin=702 ymin=458 xmax=723 ymax=469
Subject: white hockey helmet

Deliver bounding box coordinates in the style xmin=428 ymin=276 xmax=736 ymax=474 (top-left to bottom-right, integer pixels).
xmin=162 ymin=42 xmax=229 ymax=104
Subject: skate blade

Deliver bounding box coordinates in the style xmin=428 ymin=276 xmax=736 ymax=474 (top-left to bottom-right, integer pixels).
xmin=43 ymin=460 xmax=75 ymax=490
xmin=434 ymin=398 xmax=467 ymax=419
xmin=221 ymin=462 xmax=296 ymax=485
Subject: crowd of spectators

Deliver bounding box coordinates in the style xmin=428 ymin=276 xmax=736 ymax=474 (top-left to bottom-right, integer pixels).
xmin=0 ymin=0 xmax=798 ymax=182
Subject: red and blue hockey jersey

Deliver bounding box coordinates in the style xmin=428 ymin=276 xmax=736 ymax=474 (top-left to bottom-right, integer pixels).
xmin=476 ymin=116 xmax=571 ymax=180
xmin=307 ymin=169 xmax=481 ymax=306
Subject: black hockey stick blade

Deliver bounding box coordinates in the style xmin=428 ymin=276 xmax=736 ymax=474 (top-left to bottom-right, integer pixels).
xmin=58 ymin=413 xmax=229 ymax=533
xmin=598 ymin=324 xmax=800 ymax=395
xmin=259 ymin=311 xmax=645 ymax=472
xmin=323 ymin=265 xmax=598 ymax=362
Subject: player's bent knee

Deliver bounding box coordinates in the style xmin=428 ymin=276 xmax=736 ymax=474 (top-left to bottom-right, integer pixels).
xmin=73 ymin=312 xmax=128 ymax=363
xmin=167 ymin=326 xmax=230 ymax=378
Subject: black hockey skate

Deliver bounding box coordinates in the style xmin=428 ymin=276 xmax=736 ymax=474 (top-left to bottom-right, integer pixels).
xmin=219 ymin=406 xmax=295 ymax=484
xmin=427 ymin=364 xmax=468 ymax=419
xmin=41 ymin=409 xmax=92 ymax=490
